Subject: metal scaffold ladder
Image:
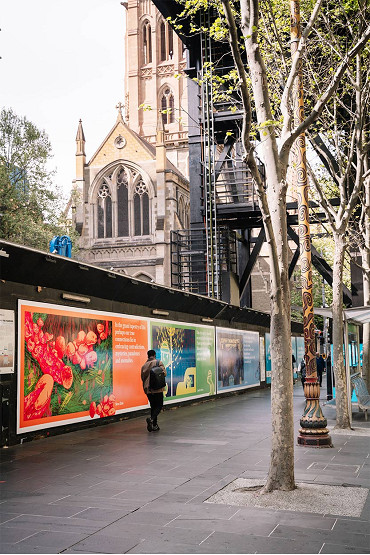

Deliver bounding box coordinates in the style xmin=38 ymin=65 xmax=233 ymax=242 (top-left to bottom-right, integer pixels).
xmin=200 ymin=9 xmax=220 ymax=299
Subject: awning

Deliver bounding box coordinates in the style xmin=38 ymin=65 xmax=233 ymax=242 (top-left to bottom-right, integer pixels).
xmin=292 ymin=305 xmax=370 ymax=325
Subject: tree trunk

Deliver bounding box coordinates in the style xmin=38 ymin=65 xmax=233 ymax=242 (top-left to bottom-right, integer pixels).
xmin=237 ymin=0 xmax=295 ymax=491
xmin=332 ymin=232 xmax=351 ymax=428
xmin=262 ymin=187 xmax=295 ymax=492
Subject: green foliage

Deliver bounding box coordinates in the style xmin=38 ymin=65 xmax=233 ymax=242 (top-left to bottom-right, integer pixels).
xmin=290 ymin=231 xmax=352 ymax=326
xmin=0 ymin=107 xmax=75 ymax=252
xmin=174 ymin=0 xmax=368 ymax=149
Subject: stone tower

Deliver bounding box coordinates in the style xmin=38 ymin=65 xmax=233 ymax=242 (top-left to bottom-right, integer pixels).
xmin=72 ymin=1 xmax=191 ymax=286
xmin=123 ymin=0 xmax=188 ymax=178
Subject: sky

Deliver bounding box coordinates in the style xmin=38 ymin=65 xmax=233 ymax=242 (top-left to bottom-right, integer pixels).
xmin=1 ymin=0 xmax=126 ymax=199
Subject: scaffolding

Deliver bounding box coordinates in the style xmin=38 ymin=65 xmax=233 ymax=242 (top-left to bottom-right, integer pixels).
xmin=171 ymin=227 xmax=237 ymax=296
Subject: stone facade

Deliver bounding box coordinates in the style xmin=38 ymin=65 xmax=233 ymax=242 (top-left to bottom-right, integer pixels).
xmin=72 ymin=1 xmax=190 ymax=287
xmin=123 ymin=0 xmax=189 ymax=178
xmin=72 ymin=111 xmax=189 ymax=286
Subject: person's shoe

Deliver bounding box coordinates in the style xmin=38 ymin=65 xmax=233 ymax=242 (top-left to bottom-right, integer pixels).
xmin=152 ymin=424 xmax=160 ymax=432
xmin=146 ymin=417 xmax=153 ymax=432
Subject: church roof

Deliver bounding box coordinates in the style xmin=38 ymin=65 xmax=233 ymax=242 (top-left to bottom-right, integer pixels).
xmin=129 ymin=127 xmax=188 ymax=182
xmin=86 ymin=113 xmax=188 ymax=183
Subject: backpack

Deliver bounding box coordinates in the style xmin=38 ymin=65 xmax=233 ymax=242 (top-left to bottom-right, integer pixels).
xmin=149 ymin=360 xmax=166 ymax=390
xmin=298 ymin=360 xmax=306 ymax=378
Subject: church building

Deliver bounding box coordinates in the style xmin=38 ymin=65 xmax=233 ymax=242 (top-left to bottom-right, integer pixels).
xmin=72 ymin=0 xmax=190 ymax=286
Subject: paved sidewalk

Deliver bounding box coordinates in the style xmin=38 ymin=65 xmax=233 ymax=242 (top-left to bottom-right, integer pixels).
xmin=0 ymin=382 xmax=369 ymax=554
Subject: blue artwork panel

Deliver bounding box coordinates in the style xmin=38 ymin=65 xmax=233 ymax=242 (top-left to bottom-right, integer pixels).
xmin=151 ymin=323 xmax=195 ymax=398
xmin=217 ymin=328 xmax=260 ymax=392
xmin=295 ymin=336 xmax=305 ymax=367
xmin=265 ymin=333 xmax=271 ymax=384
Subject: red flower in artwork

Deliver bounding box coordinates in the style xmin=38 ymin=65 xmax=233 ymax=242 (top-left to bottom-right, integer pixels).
xmin=90 ymin=394 xmax=116 ymax=418
xmin=89 ymin=401 xmax=96 ymax=418
xmin=24 ymin=313 xmax=73 ymax=390
xmin=66 ymin=330 xmax=98 ymax=370
xmin=96 ymin=322 xmax=109 ymax=342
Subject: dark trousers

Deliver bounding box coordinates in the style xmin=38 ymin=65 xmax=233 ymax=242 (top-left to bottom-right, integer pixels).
xmin=147 ymin=393 xmax=163 ymax=425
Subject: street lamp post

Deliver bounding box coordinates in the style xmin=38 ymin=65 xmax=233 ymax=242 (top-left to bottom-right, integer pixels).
xmin=290 ymin=0 xmax=331 ymax=447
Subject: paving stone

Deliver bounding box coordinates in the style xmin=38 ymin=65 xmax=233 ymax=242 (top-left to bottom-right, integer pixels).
xmin=100 ymin=520 xmax=211 ymax=545
xmin=64 ymin=533 xmax=144 ymax=554
xmin=0 ymin=513 xmax=20 ymax=524
xmin=69 ymin=506 xmax=133 ymax=522
xmin=127 ymin=538 xmax=222 ymax=553
xmin=0 ymin=501 xmax=83 ymax=517
xmin=118 ymin=511 xmax=181 ymax=526
xmin=333 ymin=516 xmax=370 ymax=535
xmin=164 ymin=515 xmax=278 ymax=536
xmin=15 ymin=529 xmax=90 ymax=551
xmin=2 ymin=513 xmax=104 ymax=533
xmin=271 ymin=523 xmax=370 ymax=551
xmin=53 ymin=494 xmax=143 ymax=511
xmin=198 ymin=530 xmax=324 ymax=554
xmin=0 ymin=525 xmax=41 ymax=544
xmin=0 ymin=543 xmax=52 ymax=554
xmin=320 ymin=542 xmax=370 ymax=554
xmin=231 ymin=506 xmax=336 ymax=531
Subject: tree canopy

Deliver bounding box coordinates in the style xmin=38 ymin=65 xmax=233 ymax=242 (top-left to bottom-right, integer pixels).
xmin=0 ymin=107 xmax=74 ymax=251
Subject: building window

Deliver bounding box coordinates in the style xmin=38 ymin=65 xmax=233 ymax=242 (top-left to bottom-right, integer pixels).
xmin=97 ymin=184 xmax=112 ymax=239
xmin=159 ymin=20 xmax=173 ymax=62
xmin=161 ymin=88 xmax=175 ymax=125
xmin=95 ymin=165 xmax=151 ymax=240
xmin=134 ymin=181 xmax=150 ymax=236
xmin=142 ymin=20 xmax=152 ymax=64
xmin=117 ymin=168 xmax=129 ymax=236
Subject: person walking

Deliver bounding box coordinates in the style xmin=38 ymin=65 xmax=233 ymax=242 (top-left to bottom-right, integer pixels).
xmin=141 ymin=349 xmax=166 ymax=432
xmin=316 ymin=352 xmax=325 ymax=387
xmin=298 ymin=358 xmax=306 ymax=389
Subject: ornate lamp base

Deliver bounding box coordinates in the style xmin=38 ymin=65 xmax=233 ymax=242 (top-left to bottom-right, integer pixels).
xmin=297 ymin=379 xmax=332 ymax=448
xmin=297 ymin=430 xmax=332 ymax=447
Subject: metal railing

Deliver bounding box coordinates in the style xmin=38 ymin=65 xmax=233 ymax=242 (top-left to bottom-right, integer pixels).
xmin=171 ymin=227 xmax=237 ymax=297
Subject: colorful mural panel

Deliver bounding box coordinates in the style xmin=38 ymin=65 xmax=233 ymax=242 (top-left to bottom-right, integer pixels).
xmin=217 ymin=328 xmax=260 ymax=392
xmin=265 ymin=334 xmax=304 ymax=384
xmin=265 ymin=333 xmax=272 ymax=384
xmin=150 ymin=321 xmax=215 ymax=400
xmin=18 ymin=301 xmax=149 ymax=433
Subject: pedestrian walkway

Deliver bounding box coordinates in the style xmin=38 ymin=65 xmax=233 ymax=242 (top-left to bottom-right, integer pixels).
xmin=0 ymin=382 xmax=369 ymax=554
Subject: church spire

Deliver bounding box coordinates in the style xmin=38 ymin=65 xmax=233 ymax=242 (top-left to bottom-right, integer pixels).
xmin=76 ymin=119 xmax=86 ymax=156
xmin=116 ymin=101 xmax=125 ymax=122
xmin=156 ymin=110 xmax=166 ymax=173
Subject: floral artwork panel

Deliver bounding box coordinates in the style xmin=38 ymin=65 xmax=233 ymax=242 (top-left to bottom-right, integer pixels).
xmin=23 ymin=310 xmax=114 ymax=421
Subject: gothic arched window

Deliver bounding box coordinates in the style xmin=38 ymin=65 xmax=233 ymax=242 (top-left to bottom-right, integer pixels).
xmin=159 ymin=20 xmax=173 ymax=62
xmin=97 ymin=184 xmax=112 ymax=239
xmin=142 ymin=20 xmax=152 ymax=64
xmin=117 ymin=168 xmax=129 ymax=236
xmin=95 ymin=165 xmax=151 ymax=240
xmin=161 ymin=88 xmax=175 ymax=125
xmin=134 ymin=181 xmax=150 ymax=236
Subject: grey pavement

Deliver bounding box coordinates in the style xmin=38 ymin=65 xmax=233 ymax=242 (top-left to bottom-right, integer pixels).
xmin=0 ymin=380 xmax=369 ymax=554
